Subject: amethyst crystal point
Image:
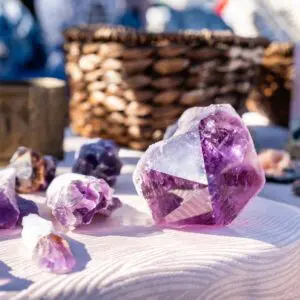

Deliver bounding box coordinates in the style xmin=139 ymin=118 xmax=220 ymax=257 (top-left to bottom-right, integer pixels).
xmin=133 ymin=104 xmax=265 ymax=226
xmin=10 ymin=147 xmax=57 ymax=193
xmin=34 ymin=233 xmax=76 ymax=274
xmin=72 ymin=139 xmax=122 ymax=187
xmin=0 ymin=168 xmax=20 ymax=229
xmin=46 ymin=173 xmax=122 ymax=230
xmin=22 ymin=214 xmax=75 ymax=274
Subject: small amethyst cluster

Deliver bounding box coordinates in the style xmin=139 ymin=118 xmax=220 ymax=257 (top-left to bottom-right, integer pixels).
xmin=72 ymin=140 xmax=122 ymax=187
xmin=46 ymin=173 xmax=122 ymax=230
xmin=10 ymin=147 xmax=57 ymax=194
xmin=1 ymin=140 xmax=123 ymax=274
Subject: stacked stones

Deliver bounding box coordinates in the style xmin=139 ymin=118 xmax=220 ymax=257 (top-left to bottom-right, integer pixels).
xmin=65 ymin=25 xmax=268 ymax=150
xmin=247 ymin=43 xmax=294 ymax=127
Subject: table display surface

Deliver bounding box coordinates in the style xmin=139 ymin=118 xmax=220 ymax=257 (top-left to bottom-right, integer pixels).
xmin=1 ymin=134 xmax=300 ymax=300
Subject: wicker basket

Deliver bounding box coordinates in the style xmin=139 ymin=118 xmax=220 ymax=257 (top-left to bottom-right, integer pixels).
xmin=0 ymin=78 xmax=67 ymax=164
xmin=64 ymin=25 xmax=268 ymax=150
xmin=246 ymin=42 xmax=294 ymax=127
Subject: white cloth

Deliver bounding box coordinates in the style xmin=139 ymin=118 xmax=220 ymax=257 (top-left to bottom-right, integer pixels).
xmin=221 ymin=0 xmax=300 ymax=42
xmin=1 ymin=135 xmax=300 ymax=299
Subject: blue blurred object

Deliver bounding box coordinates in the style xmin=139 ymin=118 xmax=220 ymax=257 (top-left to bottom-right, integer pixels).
xmin=147 ymin=3 xmax=231 ymax=32
xmin=34 ymin=0 xmax=75 ymax=79
xmin=116 ymin=7 xmax=143 ymax=29
xmin=167 ymin=6 xmax=231 ymax=31
xmin=0 ymin=0 xmax=45 ymax=80
xmin=35 ymin=0 xmax=118 ymax=79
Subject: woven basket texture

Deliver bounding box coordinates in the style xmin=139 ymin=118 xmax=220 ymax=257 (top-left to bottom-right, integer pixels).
xmin=65 ymin=25 xmax=270 ymax=150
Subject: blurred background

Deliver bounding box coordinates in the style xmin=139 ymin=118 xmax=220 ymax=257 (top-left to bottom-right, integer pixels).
xmin=0 ymin=0 xmax=299 ymax=80
xmin=1 ymin=0 xmax=300 ymax=189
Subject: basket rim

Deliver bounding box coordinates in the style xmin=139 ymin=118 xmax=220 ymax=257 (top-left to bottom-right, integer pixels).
xmin=64 ymin=24 xmax=270 ymax=48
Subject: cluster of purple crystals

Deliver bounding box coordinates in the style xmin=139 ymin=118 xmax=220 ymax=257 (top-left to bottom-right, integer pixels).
xmin=134 ymin=104 xmax=265 ymax=226
xmin=1 ymin=141 xmax=123 ymax=274
xmin=72 ymin=140 xmax=122 ymax=187
xmin=46 ymin=173 xmax=122 ymax=230
xmin=10 ymin=147 xmax=57 ymax=193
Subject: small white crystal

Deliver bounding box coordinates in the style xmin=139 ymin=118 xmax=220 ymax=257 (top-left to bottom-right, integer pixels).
xmin=22 ymin=214 xmax=54 ymax=252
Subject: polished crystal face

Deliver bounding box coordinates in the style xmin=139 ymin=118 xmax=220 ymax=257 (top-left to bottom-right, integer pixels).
xmin=46 ymin=173 xmax=122 ymax=230
xmin=72 ymin=140 xmax=122 ymax=187
xmin=134 ymin=104 xmax=265 ymax=226
xmin=10 ymin=147 xmax=57 ymax=193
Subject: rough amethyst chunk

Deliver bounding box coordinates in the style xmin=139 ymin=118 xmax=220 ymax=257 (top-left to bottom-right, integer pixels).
xmin=133 ymin=104 xmax=265 ymax=226
xmin=46 ymin=173 xmax=122 ymax=230
xmin=22 ymin=214 xmax=76 ymax=274
xmin=10 ymin=147 xmax=57 ymax=193
xmin=0 ymin=168 xmax=20 ymax=229
xmin=72 ymin=139 xmax=122 ymax=187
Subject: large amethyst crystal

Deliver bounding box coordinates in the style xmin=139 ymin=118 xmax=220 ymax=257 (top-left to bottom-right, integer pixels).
xmin=46 ymin=173 xmax=122 ymax=230
xmin=72 ymin=140 xmax=122 ymax=187
xmin=133 ymin=104 xmax=265 ymax=226
xmin=10 ymin=147 xmax=57 ymax=193
xmin=22 ymin=214 xmax=76 ymax=274
xmin=0 ymin=168 xmax=20 ymax=229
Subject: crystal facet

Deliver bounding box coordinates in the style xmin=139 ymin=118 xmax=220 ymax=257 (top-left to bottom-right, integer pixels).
xmin=0 ymin=168 xmax=20 ymax=229
xmin=10 ymin=147 xmax=57 ymax=193
xmin=46 ymin=173 xmax=122 ymax=230
xmin=72 ymin=140 xmax=122 ymax=187
xmin=133 ymin=104 xmax=265 ymax=226
xmin=22 ymin=214 xmax=76 ymax=274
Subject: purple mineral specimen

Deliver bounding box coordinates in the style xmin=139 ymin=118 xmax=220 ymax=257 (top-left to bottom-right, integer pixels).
xmin=34 ymin=234 xmax=76 ymax=274
xmin=0 ymin=168 xmax=20 ymax=229
xmin=10 ymin=147 xmax=57 ymax=193
xmin=133 ymin=104 xmax=265 ymax=226
xmin=46 ymin=173 xmax=122 ymax=230
xmin=72 ymin=140 xmax=122 ymax=187
xmin=22 ymin=214 xmax=76 ymax=274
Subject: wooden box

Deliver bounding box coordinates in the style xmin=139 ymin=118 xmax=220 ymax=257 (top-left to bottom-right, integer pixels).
xmin=0 ymin=78 xmax=67 ymax=164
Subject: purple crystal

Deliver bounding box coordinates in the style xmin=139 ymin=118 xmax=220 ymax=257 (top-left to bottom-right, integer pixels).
xmin=46 ymin=173 xmax=122 ymax=230
xmin=34 ymin=234 xmax=76 ymax=274
xmin=10 ymin=147 xmax=57 ymax=193
xmin=134 ymin=104 xmax=265 ymax=226
xmin=0 ymin=169 xmax=20 ymax=229
xmin=72 ymin=139 xmax=122 ymax=187
xmin=22 ymin=214 xmax=75 ymax=274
